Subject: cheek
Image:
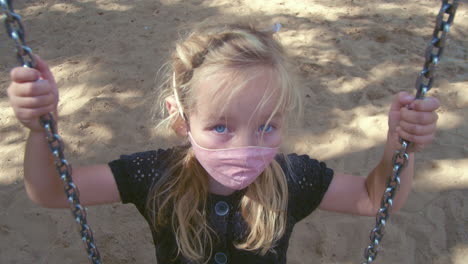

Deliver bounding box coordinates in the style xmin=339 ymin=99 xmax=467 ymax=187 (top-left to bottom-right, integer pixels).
xmin=269 ymin=132 xmax=282 ymax=147
xmin=260 ymin=131 xmax=282 ymax=147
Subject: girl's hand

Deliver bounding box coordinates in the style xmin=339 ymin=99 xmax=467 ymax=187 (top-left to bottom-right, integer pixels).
xmin=7 ymin=55 xmax=58 ymax=132
xmin=387 ymin=91 xmax=440 ymax=153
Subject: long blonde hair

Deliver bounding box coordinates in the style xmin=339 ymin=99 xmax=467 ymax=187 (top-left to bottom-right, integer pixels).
xmin=147 ymin=22 xmax=303 ymax=263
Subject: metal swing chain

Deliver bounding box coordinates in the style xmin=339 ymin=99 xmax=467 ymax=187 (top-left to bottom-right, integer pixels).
xmin=362 ymin=0 xmax=460 ymax=263
xmin=1 ymin=0 xmax=102 ymax=263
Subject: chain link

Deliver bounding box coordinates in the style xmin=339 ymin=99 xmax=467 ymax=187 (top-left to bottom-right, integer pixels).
xmin=1 ymin=1 xmax=102 ymax=263
xmin=362 ymin=1 xmax=460 ymax=263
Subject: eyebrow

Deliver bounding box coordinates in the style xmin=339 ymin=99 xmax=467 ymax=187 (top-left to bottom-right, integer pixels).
xmin=205 ymin=112 xmax=283 ymax=125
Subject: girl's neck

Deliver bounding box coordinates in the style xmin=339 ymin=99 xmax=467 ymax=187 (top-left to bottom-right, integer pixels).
xmin=208 ymin=176 xmax=237 ymax=196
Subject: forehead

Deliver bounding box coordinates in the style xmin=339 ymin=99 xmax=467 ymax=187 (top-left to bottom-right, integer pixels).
xmin=192 ymin=68 xmax=282 ymax=122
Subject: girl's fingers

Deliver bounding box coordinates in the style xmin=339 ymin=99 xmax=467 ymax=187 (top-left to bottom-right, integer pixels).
xmin=15 ymin=105 xmax=55 ymax=121
xmin=396 ymin=126 xmax=435 ymax=145
xmin=10 ymin=67 xmax=40 ymax=83
xmin=401 ymin=107 xmax=438 ymax=125
xmin=10 ymin=79 xmax=52 ymax=97
xmin=390 ymin=92 xmax=414 ymax=112
xmin=393 ymin=97 xmax=439 ymax=152
xmin=10 ymin=55 xmax=56 ymax=83
xmin=13 ymin=93 xmax=56 ymax=108
xmin=408 ymin=97 xmax=440 ymax=112
xmin=8 ymin=55 xmax=58 ymax=131
xmin=33 ymin=55 xmax=56 ymax=84
xmin=399 ymin=120 xmax=437 ymax=136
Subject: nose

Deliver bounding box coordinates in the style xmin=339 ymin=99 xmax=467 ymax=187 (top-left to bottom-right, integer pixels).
xmin=233 ymin=129 xmax=257 ymax=147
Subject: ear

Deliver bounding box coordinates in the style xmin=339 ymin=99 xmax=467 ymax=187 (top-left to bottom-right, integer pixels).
xmin=165 ymin=96 xmax=188 ymax=137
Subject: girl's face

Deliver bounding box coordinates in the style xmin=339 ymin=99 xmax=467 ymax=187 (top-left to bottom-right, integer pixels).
xmin=188 ymin=70 xmax=283 ymax=150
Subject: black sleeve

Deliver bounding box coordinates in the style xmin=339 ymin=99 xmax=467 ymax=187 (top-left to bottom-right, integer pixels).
xmin=278 ymin=153 xmax=334 ymax=222
xmin=108 ymin=148 xmax=172 ymax=215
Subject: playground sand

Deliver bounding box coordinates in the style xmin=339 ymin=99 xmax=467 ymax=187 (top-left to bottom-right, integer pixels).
xmin=0 ymin=0 xmax=467 ymax=263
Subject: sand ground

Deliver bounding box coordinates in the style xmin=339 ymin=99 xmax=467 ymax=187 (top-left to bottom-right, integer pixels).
xmin=0 ymin=0 xmax=467 ymax=263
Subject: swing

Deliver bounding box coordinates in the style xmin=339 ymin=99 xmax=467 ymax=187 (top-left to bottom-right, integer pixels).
xmin=0 ymin=1 xmax=460 ymax=263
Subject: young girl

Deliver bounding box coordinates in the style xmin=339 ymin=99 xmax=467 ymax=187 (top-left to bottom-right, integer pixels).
xmin=7 ymin=23 xmax=439 ymax=264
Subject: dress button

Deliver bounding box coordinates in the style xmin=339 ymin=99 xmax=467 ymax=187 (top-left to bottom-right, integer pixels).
xmin=214 ymin=252 xmax=228 ymax=264
xmin=214 ymin=201 xmax=229 ymax=216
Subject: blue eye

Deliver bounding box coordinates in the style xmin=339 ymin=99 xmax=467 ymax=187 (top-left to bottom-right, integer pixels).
xmin=259 ymin=124 xmax=273 ymax=133
xmin=213 ymin=125 xmax=227 ymax=133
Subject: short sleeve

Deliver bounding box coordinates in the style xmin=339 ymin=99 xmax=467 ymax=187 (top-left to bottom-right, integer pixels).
xmin=108 ymin=148 xmax=172 ymax=215
xmin=277 ymin=153 xmax=334 ymax=222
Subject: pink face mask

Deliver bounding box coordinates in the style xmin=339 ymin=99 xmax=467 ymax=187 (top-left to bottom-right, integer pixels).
xmin=188 ymin=132 xmax=278 ymax=190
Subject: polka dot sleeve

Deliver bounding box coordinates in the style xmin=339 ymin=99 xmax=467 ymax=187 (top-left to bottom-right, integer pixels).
xmin=278 ymin=153 xmax=334 ymax=222
xmin=108 ymin=149 xmax=171 ymax=214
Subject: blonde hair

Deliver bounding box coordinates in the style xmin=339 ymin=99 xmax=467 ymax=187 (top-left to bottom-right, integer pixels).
xmin=147 ymin=22 xmax=303 ymax=263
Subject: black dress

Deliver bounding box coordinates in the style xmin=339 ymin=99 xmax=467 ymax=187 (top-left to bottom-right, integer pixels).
xmin=108 ymin=147 xmax=334 ymax=264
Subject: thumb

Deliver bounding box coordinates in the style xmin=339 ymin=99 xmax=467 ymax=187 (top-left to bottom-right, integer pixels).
xmin=388 ymin=92 xmax=414 ymax=133
xmin=389 ymin=91 xmax=414 ymax=112
xmin=33 ymin=54 xmax=56 ymax=84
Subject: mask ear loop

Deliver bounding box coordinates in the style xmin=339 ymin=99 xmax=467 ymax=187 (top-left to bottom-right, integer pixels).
xmin=172 ymin=72 xmax=190 ymax=131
